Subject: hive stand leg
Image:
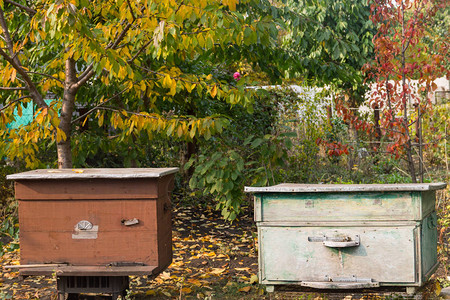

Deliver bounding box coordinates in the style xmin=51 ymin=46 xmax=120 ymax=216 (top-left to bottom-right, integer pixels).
xmin=111 ymin=276 xmax=130 ymax=300
xmin=266 ymin=285 xmax=275 ymax=293
xmin=56 ymin=276 xmax=66 ymax=300
xmin=406 ymin=286 xmax=417 ymax=295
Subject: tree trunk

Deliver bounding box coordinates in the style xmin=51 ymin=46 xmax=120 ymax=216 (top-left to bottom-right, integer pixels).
xmin=373 ymin=104 xmax=382 ymax=150
xmin=184 ymin=140 xmax=198 ymax=177
xmin=400 ymin=1 xmax=416 ymax=183
xmin=57 ymin=58 xmax=77 ymax=169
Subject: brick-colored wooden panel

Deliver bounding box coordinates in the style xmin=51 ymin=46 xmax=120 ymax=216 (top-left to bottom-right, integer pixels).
xmin=19 ymin=230 xmax=163 ymax=266
xmin=14 ymin=179 xmax=160 ymax=200
xmin=19 ymin=197 xmax=172 ymax=266
xmin=19 ymin=199 xmax=162 ymax=231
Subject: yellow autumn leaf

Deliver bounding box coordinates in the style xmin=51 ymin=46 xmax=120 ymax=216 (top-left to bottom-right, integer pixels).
xmin=181 ymin=287 xmax=192 ymax=294
xmin=160 ymin=271 xmax=171 ymax=280
xmin=163 ymin=74 xmax=172 ymax=88
xmin=210 ymin=268 xmax=226 ymax=275
xmin=238 ymin=286 xmax=251 ymax=293
xmin=435 ymin=281 xmax=441 ymax=296
xmin=177 ymin=125 xmax=184 ymax=137
xmin=234 ymin=267 xmax=250 ymax=271
xmin=210 ymin=85 xmax=217 ymax=98
xmin=206 ymin=251 xmax=216 ymax=257
xmin=10 ymin=69 xmax=16 ymax=82
xmin=186 ymin=83 xmax=196 ymax=93
xmin=224 ymin=0 xmax=237 ymax=11
xmin=98 ymin=113 xmax=104 ymax=126
xmin=169 ymin=80 xmax=177 ymax=95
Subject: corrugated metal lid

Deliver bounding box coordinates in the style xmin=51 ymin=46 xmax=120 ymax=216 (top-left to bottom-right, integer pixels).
xmin=7 ymin=168 xmax=179 ymax=180
xmin=245 ymin=183 xmax=447 ymax=193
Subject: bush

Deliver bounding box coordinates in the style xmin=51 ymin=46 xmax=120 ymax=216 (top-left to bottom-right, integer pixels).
xmin=0 ymin=163 xmax=19 ymax=256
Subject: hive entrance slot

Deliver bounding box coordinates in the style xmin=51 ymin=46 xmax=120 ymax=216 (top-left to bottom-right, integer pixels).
xmin=57 ymin=276 xmax=129 ymax=300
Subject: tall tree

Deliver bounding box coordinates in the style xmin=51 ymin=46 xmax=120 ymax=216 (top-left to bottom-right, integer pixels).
xmin=0 ymin=0 xmax=283 ymax=168
xmin=283 ymin=0 xmax=375 ymax=91
xmin=365 ymin=0 xmax=449 ymax=182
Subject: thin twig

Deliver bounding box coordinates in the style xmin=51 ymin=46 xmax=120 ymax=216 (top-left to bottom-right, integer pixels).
xmin=26 ymin=71 xmax=64 ymax=84
xmin=394 ymin=165 xmax=410 ymax=177
xmin=71 ymin=88 xmax=128 ymax=124
xmin=127 ymin=38 xmax=153 ymax=64
xmin=0 ymin=95 xmax=31 ymax=111
xmin=4 ymin=0 xmax=36 ymax=16
xmin=0 ymin=87 xmax=26 ymax=90
xmin=126 ymin=0 xmax=137 ymax=21
xmin=0 ymin=8 xmax=47 ymax=108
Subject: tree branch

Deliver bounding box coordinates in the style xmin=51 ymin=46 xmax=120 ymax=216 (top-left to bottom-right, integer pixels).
xmin=127 ymin=38 xmax=153 ymax=64
xmin=109 ymin=23 xmax=133 ymax=50
xmin=76 ymin=63 xmax=94 ymax=84
xmin=71 ymin=88 xmax=128 ymax=124
xmin=126 ymin=0 xmax=137 ymax=21
xmin=0 ymin=7 xmax=47 ymax=108
xmin=0 ymin=6 xmax=19 ymax=66
xmin=73 ymin=21 xmax=135 ymax=90
xmin=27 ymin=71 xmax=64 ymax=84
xmin=0 ymin=48 xmax=47 ymax=108
xmin=0 ymin=95 xmax=31 ymax=111
xmin=0 ymin=86 xmax=26 ymax=90
xmin=4 ymin=0 xmax=36 ymax=16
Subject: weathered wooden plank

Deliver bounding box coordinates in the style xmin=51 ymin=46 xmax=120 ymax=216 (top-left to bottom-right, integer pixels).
xmin=19 ymin=265 xmax=158 ymax=276
xmin=259 ymin=225 xmax=417 ymax=284
xmin=7 ymin=168 xmax=179 ymax=180
xmin=245 ymin=183 xmax=447 ymax=193
xmin=256 ymin=192 xmax=421 ymax=222
xmin=421 ymin=190 xmax=437 ymax=219
xmin=4 ymin=264 xmax=67 ymax=269
xmin=256 ymin=221 xmax=419 ymax=227
xmin=13 ymin=171 xmax=176 ymax=200
xmin=420 ymin=212 xmax=438 ymax=280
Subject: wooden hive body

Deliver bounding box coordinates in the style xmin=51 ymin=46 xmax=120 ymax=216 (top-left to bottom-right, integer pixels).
xmin=245 ymin=183 xmax=446 ymax=291
xmin=8 ymin=168 xmax=178 ymax=276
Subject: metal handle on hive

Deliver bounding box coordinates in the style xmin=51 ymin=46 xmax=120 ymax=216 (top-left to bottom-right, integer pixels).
xmin=308 ymin=235 xmax=360 ymax=248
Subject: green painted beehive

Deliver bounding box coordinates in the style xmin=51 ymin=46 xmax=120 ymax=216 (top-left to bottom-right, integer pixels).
xmin=245 ymin=183 xmax=446 ymax=293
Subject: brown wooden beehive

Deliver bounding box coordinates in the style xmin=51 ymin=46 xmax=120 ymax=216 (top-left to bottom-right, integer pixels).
xmin=7 ymin=168 xmax=178 ymax=276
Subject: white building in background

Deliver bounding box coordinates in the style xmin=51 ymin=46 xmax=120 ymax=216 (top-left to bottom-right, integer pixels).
xmin=252 ymin=85 xmax=333 ymax=124
xmin=359 ymin=77 xmax=449 ymax=115
xmin=434 ymin=77 xmax=450 ymax=104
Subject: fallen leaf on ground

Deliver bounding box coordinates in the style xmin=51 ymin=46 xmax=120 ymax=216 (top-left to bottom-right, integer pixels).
xmin=209 ymin=268 xmax=226 ymax=275
xmin=250 ymin=274 xmax=258 ymax=284
xmin=238 ymin=286 xmax=251 ymax=293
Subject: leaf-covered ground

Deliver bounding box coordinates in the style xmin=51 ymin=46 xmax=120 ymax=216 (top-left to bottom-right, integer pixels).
xmin=0 ymin=204 xmax=444 ymax=299
xmin=0 ymin=204 xmax=265 ymax=299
